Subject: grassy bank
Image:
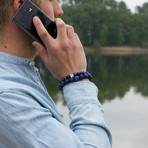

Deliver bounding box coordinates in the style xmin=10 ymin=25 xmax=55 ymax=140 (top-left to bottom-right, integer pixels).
xmin=84 ymin=46 xmax=148 ymax=56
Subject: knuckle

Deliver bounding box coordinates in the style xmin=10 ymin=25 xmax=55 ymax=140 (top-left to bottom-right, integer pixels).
xmin=75 ymin=33 xmax=78 ymax=37
xmin=72 ymin=42 xmax=77 ymax=49
xmin=50 ymin=44 xmax=59 ymax=54
xmin=57 ymin=21 xmax=65 ymax=28
xmin=39 ymin=29 xmax=48 ymax=38
xmin=60 ymin=41 xmax=71 ymax=50
xmin=70 ymin=41 xmax=78 ymax=50
xmin=67 ymin=25 xmax=74 ymax=31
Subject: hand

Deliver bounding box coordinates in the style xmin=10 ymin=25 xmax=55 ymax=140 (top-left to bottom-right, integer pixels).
xmin=32 ymin=16 xmax=87 ymax=80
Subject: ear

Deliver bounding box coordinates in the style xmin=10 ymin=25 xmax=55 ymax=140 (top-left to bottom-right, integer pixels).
xmin=13 ymin=0 xmax=24 ymax=12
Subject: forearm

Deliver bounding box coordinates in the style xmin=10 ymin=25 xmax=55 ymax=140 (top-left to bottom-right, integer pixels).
xmin=63 ymin=81 xmax=112 ymax=148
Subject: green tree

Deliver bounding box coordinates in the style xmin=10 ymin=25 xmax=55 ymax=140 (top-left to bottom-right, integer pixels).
xmin=136 ymin=3 xmax=148 ymax=47
xmin=136 ymin=2 xmax=148 ymax=15
xmin=94 ymin=4 xmax=108 ymax=46
xmin=61 ymin=0 xmax=148 ymax=47
xmin=66 ymin=0 xmax=105 ymax=6
xmin=128 ymin=14 xmax=146 ymax=46
xmin=70 ymin=2 xmax=96 ymax=45
xmin=104 ymin=0 xmax=118 ymax=9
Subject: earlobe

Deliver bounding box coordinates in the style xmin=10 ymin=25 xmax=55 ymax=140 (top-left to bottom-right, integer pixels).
xmin=13 ymin=0 xmax=24 ymax=12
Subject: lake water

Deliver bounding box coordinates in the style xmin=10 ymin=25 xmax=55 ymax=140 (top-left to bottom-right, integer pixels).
xmin=35 ymin=51 xmax=148 ymax=148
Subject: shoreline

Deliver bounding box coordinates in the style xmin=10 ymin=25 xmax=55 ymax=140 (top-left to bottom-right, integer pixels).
xmin=84 ymin=46 xmax=148 ymax=55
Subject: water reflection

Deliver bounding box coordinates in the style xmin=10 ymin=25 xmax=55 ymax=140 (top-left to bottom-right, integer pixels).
xmin=35 ymin=52 xmax=148 ymax=148
xmin=87 ymin=55 xmax=148 ymax=103
xmin=103 ymin=87 xmax=148 ymax=148
xmin=35 ymin=54 xmax=148 ymax=104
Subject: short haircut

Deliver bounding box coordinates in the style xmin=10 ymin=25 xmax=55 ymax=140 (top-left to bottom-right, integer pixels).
xmin=0 ymin=0 xmax=13 ymax=29
xmin=0 ymin=0 xmax=40 ymax=31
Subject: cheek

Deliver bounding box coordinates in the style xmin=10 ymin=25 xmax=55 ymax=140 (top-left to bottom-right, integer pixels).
xmin=42 ymin=5 xmax=54 ymax=20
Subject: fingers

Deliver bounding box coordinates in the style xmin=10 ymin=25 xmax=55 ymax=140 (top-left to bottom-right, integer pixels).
xmin=55 ymin=18 xmax=68 ymax=40
xmin=33 ymin=16 xmax=53 ymax=47
xmin=55 ymin=19 xmax=78 ymax=47
xmin=33 ymin=17 xmax=76 ymax=46
xmin=32 ymin=17 xmax=86 ymax=80
xmin=75 ymin=33 xmax=83 ymax=48
xmin=66 ymin=25 xmax=75 ymax=41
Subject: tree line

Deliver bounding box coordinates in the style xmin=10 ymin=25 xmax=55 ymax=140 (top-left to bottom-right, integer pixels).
xmin=60 ymin=0 xmax=148 ymax=47
xmin=35 ymin=55 xmax=148 ymax=104
xmin=87 ymin=55 xmax=148 ymax=103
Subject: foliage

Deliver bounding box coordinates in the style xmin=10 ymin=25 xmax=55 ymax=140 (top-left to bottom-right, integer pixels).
xmin=35 ymin=55 xmax=148 ymax=104
xmin=61 ymin=0 xmax=148 ymax=47
xmin=87 ymin=55 xmax=148 ymax=103
xmin=35 ymin=1 xmax=148 ymax=105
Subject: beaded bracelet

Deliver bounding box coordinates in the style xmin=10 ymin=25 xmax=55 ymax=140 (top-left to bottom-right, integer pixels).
xmin=59 ymin=71 xmax=92 ymax=90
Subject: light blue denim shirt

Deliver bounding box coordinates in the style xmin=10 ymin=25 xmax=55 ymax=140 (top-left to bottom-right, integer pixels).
xmin=0 ymin=52 xmax=112 ymax=148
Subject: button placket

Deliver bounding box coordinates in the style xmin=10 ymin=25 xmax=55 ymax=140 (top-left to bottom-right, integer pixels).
xmin=29 ymin=61 xmax=35 ymax=67
xmin=37 ymin=81 xmax=41 ymax=86
xmin=28 ymin=61 xmax=40 ymax=86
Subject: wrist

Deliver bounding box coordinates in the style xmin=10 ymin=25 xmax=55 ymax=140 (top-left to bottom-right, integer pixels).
xmin=59 ymin=71 xmax=92 ymax=90
xmin=78 ymin=79 xmax=89 ymax=82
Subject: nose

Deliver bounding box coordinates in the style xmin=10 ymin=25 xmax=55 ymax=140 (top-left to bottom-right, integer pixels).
xmin=54 ymin=1 xmax=64 ymax=17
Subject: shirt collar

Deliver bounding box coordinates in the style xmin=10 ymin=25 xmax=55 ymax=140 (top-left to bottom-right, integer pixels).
xmin=0 ymin=52 xmax=35 ymax=67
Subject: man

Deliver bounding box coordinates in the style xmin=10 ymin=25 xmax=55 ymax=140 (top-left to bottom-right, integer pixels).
xmin=0 ymin=0 xmax=112 ymax=147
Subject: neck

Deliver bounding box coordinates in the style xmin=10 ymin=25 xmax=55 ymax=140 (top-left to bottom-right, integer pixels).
xmin=0 ymin=22 xmax=36 ymax=60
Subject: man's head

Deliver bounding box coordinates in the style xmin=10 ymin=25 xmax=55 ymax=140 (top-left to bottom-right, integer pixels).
xmin=0 ymin=0 xmax=41 ymax=32
xmin=0 ymin=0 xmax=63 ymax=59
xmin=0 ymin=0 xmax=13 ymax=31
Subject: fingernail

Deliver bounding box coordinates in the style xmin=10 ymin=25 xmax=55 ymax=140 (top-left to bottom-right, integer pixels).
xmin=32 ymin=43 xmax=37 ymax=48
xmin=33 ymin=16 xmax=38 ymax=22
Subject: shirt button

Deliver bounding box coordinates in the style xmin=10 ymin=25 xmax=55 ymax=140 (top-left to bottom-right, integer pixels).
xmin=29 ymin=61 xmax=35 ymax=67
xmin=37 ymin=81 xmax=41 ymax=86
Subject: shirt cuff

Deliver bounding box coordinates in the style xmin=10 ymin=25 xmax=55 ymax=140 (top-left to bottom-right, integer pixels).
xmin=63 ymin=81 xmax=101 ymax=110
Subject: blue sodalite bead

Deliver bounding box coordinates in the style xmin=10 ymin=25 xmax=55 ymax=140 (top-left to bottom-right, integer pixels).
xmin=69 ymin=77 xmax=74 ymax=83
xmin=59 ymin=71 xmax=92 ymax=90
xmin=74 ymin=76 xmax=79 ymax=81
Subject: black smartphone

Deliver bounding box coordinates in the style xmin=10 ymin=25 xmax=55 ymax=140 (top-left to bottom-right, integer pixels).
xmin=12 ymin=0 xmax=57 ymax=48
